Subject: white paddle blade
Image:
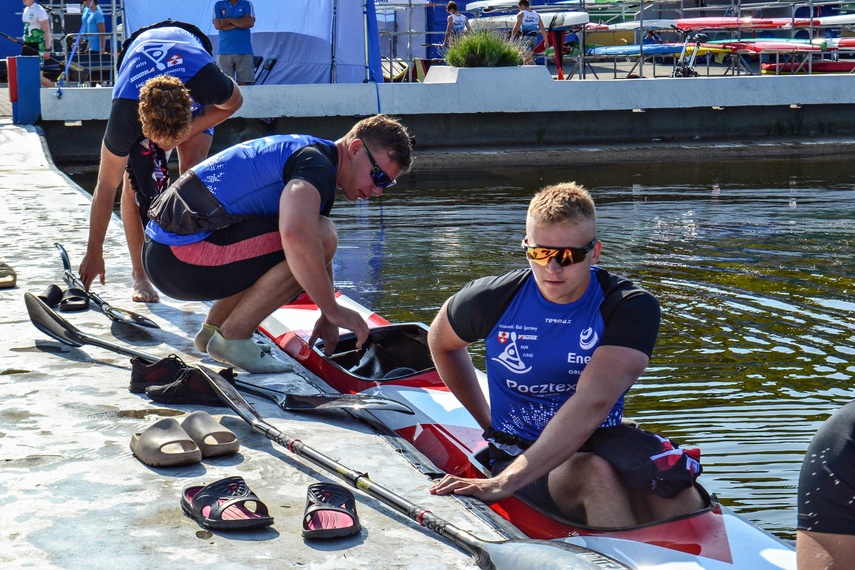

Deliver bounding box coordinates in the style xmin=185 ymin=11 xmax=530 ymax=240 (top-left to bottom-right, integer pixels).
xmin=481 ymin=539 xmax=629 ymax=570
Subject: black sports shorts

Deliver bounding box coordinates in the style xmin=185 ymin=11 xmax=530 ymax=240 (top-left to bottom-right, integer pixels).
xmin=142 ymin=216 xmax=284 ymax=301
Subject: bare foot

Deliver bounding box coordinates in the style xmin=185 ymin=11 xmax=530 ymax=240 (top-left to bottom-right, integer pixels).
xmin=132 ymin=275 xmax=160 ymax=303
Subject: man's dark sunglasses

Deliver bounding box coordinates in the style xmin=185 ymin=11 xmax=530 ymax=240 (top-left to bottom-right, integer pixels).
xmin=360 ymin=138 xmax=397 ymax=190
xmin=522 ymin=237 xmax=598 ymax=267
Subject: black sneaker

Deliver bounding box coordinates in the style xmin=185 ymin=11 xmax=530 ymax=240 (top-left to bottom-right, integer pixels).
xmin=145 ymin=367 xmax=236 ymax=407
xmin=129 ymin=355 xmax=187 ymax=394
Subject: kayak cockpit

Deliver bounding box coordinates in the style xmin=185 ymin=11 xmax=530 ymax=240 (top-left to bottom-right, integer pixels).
xmin=316 ymin=323 xmax=437 ymax=382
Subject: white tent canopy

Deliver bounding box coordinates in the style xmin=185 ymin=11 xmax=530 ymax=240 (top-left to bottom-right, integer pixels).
xmin=123 ymin=0 xmax=380 ymax=84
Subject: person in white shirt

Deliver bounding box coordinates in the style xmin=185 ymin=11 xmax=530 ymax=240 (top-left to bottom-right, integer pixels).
xmin=511 ymin=0 xmax=549 ymax=65
xmin=442 ymin=1 xmax=472 ymax=47
xmin=20 ymin=0 xmax=54 ymax=87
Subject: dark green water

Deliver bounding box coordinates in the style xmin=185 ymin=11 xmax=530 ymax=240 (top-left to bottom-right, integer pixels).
xmin=64 ymin=155 xmax=855 ymax=541
xmin=327 ymin=157 xmax=855 ymax=541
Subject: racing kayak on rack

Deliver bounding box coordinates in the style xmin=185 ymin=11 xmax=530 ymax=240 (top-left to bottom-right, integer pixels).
xmin=258 ymin=291 xmax=796 ymax=569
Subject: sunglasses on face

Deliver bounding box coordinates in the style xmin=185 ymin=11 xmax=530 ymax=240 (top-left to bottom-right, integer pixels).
xmin=521 ymin=237 xmax=597 ymax=267
xmin=359 ymin=138 xmax=397 ymax=190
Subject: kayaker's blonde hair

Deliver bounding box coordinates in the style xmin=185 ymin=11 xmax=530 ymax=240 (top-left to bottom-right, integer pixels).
xmin=344 ymin=114 xmax=414 ymax=175
xmin=138 ymin=75 xmax=193 ymax=146
xmin=528 ymin=182 xmax=597 ymax=228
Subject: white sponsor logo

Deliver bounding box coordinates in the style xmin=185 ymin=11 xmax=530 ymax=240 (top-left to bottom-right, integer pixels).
xmin=505 ymin=379 xmax=576 ymax=394
xmin=129 ymin=68 xmax=154 ymax=83
xmin=492 ymin=331 xmax=531 ymax=374
xmin=137 ymin=40 xmax=180 ymax=71
xmin=567 ymin=353 xmax=592 ymax=365
xmin=579 ymin=327 xmax=598 ymax=350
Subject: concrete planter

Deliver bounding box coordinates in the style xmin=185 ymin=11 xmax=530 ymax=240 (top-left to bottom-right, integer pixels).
xmin=424 ymin=64 xmax=552 ymax=86
xmin=422 ymin=65 xmax=554 ymax=113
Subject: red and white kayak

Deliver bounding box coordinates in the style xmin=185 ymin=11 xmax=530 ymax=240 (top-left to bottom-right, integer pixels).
xmin=675 ymin=17 xmax=819 ymax=30
xmin=762 ymin=60 xmax=855 ymax=73
xmin=258 ymin=291 xmax=796 ymax=569
xmin=712 ymin=40 xmax=828 ymax=53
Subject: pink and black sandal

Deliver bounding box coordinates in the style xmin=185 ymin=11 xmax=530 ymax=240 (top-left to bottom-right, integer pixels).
xmin=302 ymin=482 xmax=361 ymax=539
xmin=181 ymin=476 xmax=274 ymax=531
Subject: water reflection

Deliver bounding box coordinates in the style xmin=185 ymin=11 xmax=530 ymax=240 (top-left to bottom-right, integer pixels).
xmin=330 ymin=157 xmax=855 ymax=541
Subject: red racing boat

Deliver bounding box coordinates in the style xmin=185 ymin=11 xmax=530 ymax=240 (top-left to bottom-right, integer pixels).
xmin=258 ymin=292 xmax=796 ymax=569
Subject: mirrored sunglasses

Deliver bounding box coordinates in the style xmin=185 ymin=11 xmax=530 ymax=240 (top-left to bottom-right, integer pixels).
xmin=521 ymin=237 xmax=597 ymax=267
xmin=360 ymin=138 xmax=397 ymax=190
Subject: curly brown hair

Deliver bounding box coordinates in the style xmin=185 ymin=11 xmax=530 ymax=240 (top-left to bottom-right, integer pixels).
xmin=138 ymin=75 xmax=193 ymax=145
xmin=345 ymin=114 xmax=414 ymax=175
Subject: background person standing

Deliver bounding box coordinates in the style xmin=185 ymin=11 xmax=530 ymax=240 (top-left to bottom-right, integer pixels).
xmin=511 ymin=0 xmax=548 ymax=65
xmin=20 ymin=0 xmax=53 ymax=87
xmin=442 ymin=1 xmax=472 ymax=47
xmin=80 ymin=0 xmax=106 ymax=54
xmin=212 ymin=0 xmax=255 ymax=85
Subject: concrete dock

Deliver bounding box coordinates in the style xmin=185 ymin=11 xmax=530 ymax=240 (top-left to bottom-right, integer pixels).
xmin=0 ymin=119 xmax=505 ymax=568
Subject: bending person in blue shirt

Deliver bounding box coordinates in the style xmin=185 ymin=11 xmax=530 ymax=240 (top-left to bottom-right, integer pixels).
xmin=429 ymin=183 xmax=705 ymax=526
xmin=78 ymin=21 xmax=242 ymax=304
xmin=142 ymin=115 xmax=413 ymax=374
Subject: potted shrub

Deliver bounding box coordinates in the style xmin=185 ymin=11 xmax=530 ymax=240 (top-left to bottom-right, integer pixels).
xmin=424 ymin=30 xmax=553 ymax=86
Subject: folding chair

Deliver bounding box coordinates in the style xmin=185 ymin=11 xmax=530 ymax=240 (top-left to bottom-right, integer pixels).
xmin=254 ymin=58 xmax=277 ymax=85
xmin=252 ymin=55 xmax=263 ymax=73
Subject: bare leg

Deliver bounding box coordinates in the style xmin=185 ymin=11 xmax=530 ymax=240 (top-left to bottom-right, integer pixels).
xmin=205 ymin=292 xmax=246 ymax=329
xmin=797 ymin=530 xmax=855 ymax=569
xmin=119 ymin=173 xmax=159 ymax=303
xmin=218 ymin=217 xmax=338 ymax=340
xmin=548 ymin=453 xmax=637 ymax=528
xmin=636 ymin=485 xmax=707 ymax=524
xmin=177 ymin=132 xmax=213 ymax=174
xmin=218 ymin=261 xmax=303 ymax=339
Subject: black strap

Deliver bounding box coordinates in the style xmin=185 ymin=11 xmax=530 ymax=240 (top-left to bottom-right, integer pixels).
xmin=483 ymin=426 xmax=534 ymax=450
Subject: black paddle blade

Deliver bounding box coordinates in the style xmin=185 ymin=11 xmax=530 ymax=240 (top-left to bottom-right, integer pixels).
xmin=101 ymin=306 xmax=161 ymax=329
xmin=55 ymin=242 xmax=161 ymax=329
xmin=283 ymin=393 xmax=415 ymax=415
xmin=234 ymin=378 xmax=415 ymax=414
xmin=478 ymin=539 xmax=629 ymax=570
xmin=24 ymin=292 xmax=85 ymax=347
xmin=201 ymin=365 xmax=266 ymax=426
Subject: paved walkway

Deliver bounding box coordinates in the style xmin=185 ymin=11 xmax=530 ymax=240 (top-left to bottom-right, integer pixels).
xmin=0 ymin=122 xmax=500 ymax=569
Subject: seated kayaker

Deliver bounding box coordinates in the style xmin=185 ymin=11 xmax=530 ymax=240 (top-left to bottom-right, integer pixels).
xmin=141 ymin=115 xmax=413 ymax=373
xmin=797 ymin=399 xmax=855 ymax=568
xmin=428 ymin=182 xmax=706 ymax=527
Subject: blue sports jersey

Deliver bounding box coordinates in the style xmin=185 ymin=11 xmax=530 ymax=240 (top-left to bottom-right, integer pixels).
xmin=483 ymin=271 xmax=624 ymax=441
xmin=113 ymin=27 xmax=213 ymax=100
xmin=145 ymin=135 xmax=336 ymax=246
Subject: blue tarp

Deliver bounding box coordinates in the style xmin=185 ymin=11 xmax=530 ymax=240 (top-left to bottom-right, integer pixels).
xmin=124 ymin=0 xmax=382 ymax=84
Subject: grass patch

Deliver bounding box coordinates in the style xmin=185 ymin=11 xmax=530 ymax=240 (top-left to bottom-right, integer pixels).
xmin=443 ymin=31 xmax=524 ymax=67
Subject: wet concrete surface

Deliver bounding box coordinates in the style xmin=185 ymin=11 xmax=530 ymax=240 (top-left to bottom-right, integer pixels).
xmin=0 ymin=121 xmax=502 ymax=569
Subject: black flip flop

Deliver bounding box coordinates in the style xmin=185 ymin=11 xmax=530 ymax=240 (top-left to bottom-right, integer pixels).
xmin=302 ymin=482 xmax=361 ymax=539
xmin=59 ymin=287 xmax=90 ymax=312
xmin=37 ymin=284 xmax=64 ymax=308
xmin=181 ymin=476 xmax=274 ymax=531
